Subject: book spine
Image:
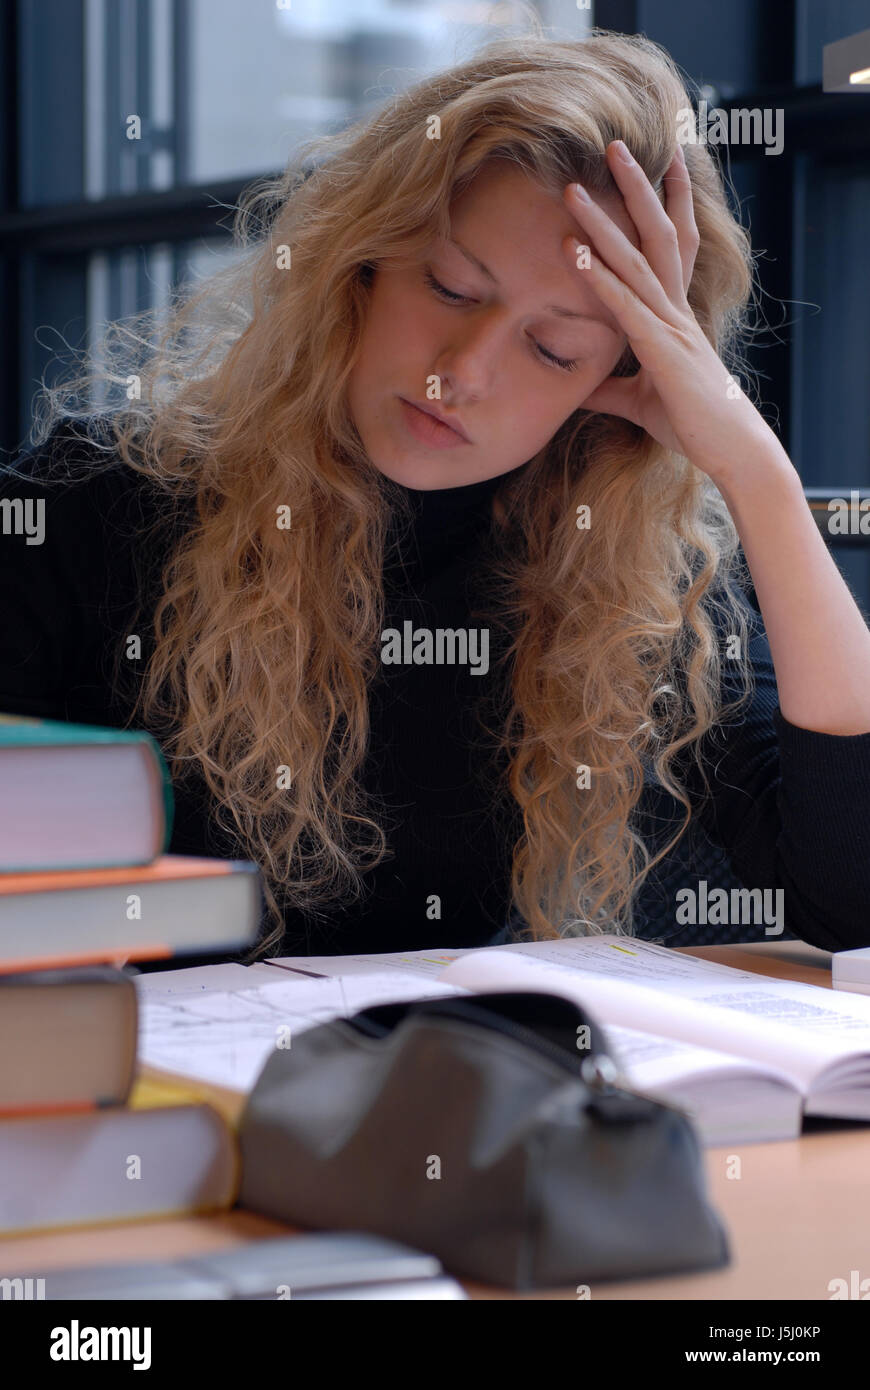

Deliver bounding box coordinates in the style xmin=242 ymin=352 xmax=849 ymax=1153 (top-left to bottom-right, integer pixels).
xmin=139 ymin=729 xmax=175 ymax=850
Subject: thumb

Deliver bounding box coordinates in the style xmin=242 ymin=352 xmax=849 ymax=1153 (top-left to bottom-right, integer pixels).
xmin=579 ymin=374 xmax=641 ymax=425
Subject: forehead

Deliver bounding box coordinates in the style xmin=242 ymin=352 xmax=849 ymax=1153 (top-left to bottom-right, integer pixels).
xmin=450 ymin=158 xmax=642 ymax=251
xmin=445 ymin=161 xmax=641 ymax=338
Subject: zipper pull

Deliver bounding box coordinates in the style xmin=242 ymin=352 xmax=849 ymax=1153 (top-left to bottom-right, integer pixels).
xmin=580 ymin=1054 xmax=621 ymax=1091
xmin=580 ymin=1053 xmax=662 ymax=1124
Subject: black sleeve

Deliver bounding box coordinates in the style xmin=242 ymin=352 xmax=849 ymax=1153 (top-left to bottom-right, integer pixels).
xmin=677 ymin=598 xmax=870 ymax=952
xmin=0 ymin=421 xmax=146 ymax=725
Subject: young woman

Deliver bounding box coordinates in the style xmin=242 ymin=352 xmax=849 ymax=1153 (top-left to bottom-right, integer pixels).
xmin=2 ymin=29 xmax=870 ymax=965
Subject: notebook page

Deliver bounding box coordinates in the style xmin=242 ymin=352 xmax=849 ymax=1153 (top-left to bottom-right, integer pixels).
xmin=136 ymin=971 xmax=464 ymax=1091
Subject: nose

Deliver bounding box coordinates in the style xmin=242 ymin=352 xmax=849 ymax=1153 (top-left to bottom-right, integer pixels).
xmin=432 ymin=306 xmax=512 ymax=398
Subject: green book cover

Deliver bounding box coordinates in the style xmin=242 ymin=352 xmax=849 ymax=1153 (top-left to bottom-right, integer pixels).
xmin=0 ymin=712 xmax=175 ymax=869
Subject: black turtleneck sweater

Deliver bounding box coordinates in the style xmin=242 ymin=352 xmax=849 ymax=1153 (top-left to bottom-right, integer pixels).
xmin=2 ymin=419 xmax=870 ymax=964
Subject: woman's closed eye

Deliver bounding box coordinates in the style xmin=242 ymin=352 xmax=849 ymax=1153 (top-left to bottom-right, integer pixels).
xmin=422 ymin=268 xmax=582 ymax=373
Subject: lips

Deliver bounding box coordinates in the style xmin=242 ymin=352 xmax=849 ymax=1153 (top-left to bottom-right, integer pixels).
xmin=402 ymin=398 xmax=470 ymax=442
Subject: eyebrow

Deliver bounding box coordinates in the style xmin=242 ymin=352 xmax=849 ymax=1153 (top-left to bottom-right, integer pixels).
xmin=447 ymin=236 xmax=617 ymax=330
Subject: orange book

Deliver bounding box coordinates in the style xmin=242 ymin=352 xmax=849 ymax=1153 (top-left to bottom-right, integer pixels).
xmin=0 ymin=855 xmax=263 ymax=974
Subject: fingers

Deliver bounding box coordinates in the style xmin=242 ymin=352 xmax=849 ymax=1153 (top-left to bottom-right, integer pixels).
xmin=562 ymin=179 xmax=683 ymax=331
xmin=561 ymin=141 xmax=696 ymax=313
xmin=561 ymin=229 xmax=666 ymax=357
xmin=662 ymin=144 xmax=701 ymax=296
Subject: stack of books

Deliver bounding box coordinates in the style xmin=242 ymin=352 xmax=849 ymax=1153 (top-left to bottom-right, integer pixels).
xmin=0 ymin=712 xmax=263 ymax=1236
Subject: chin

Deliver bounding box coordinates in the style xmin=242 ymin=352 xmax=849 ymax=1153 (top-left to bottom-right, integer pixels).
xmin=366 ymin=450 xmax=464 ymax=492
xmin=379 ymin=466 xmax=453 ymax=491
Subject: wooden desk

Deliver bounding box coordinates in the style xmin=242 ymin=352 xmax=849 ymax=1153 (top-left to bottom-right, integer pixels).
xmin=1 ymin=940 xmax=867 ymax=1300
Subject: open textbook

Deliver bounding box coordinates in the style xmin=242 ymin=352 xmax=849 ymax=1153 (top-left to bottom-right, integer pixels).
xmin=136 ymin=935 xmax=870 ymax=1147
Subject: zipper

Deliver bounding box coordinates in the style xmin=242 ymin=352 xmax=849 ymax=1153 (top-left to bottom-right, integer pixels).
xmin=344 ymin=995 xmax=654 ymax=1107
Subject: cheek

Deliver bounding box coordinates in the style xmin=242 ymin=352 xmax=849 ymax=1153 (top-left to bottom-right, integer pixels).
xmin=503 ymin=361 xmax=611 ymax=434
xmin=361 ymin=286 xmax=393 ymax=349
xmin=360 ymin=270 xmax=407 ymax=340
xmin=496 ymin=380 xmax=580 ymax=440
xmin=381 ymin=265 xmax=424 ymax=312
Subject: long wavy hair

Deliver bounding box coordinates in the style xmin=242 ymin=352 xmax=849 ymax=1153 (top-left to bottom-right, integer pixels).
xmin=20 ymin=25 xmax=762 ymax=957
